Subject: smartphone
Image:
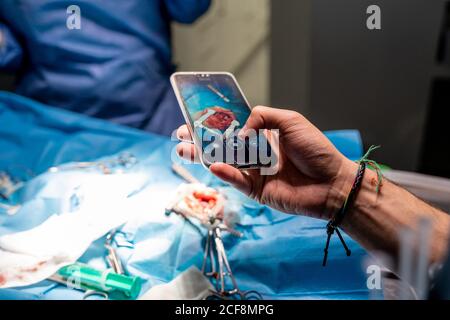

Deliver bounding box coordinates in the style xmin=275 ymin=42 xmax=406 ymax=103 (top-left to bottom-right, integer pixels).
xmin=171 ymin=72 xmax=276 ymax=169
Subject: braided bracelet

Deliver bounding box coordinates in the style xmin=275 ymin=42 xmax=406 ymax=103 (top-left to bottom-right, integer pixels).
xmin=322 ymin=145 xmax=382 ymax=267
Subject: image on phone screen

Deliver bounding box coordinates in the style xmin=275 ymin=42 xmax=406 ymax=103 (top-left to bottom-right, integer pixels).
xmin=172 ymin=73 xmax=274 ymax=169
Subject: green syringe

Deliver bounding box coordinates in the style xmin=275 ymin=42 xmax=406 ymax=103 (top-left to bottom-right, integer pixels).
xmin=55 ymin=263 xmax=141 ymax=300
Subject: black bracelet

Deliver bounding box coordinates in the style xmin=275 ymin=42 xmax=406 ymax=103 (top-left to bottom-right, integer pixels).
xmin=322 ymin=162 xmax=366 ymax=267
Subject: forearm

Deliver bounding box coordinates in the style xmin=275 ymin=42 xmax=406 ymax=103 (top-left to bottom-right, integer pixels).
xmin=339 ymin=161 xmax=450 ymax=269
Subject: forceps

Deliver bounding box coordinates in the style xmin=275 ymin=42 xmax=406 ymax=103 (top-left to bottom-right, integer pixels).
xmin=82 ymin=229 xmax=125 ymax=300
xmin=105 ymin=229 xmax=125 ymax=275
xmin=202 ymin=219 xmax=262 ymax=300
xmin=170 ymin=163 xmax=262 ymax=300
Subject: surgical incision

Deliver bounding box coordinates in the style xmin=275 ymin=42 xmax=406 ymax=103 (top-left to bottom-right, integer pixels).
xmin=194 ymin=107 xmax=239 ymax=133
xmin=170 ymin=184 xmax=224 ymax=225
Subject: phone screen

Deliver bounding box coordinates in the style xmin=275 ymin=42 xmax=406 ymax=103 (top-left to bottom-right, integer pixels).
xmin=172 ymin=73 xmax=274 ymax=168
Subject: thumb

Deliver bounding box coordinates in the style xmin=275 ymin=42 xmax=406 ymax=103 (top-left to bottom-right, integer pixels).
xmin=241 ymin=106 xmax=302 ymax=134
xmin=209 ymin=163 xmax=252 ymax=196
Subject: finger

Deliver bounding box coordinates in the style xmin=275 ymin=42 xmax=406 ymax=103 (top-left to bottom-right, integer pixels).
xmin=209 ymin=163 xmax=252 ymax=196
xmin=176 ymin=125 xmax=193 ymax=142
xmin=176 ymin=142 xmax=200 ymax=163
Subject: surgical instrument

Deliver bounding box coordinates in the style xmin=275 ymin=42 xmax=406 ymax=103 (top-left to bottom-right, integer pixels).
xmin=171 ymin=163 xmax=200 ymax=184
xmin=48 ymin=152 xmax=138 ymax=175
xmin=105 ymin=229 xmax=125 ymax=275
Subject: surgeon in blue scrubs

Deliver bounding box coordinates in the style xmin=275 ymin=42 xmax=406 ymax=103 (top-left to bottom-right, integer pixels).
xmin=0 ymin=1 xmax=210 ymax=136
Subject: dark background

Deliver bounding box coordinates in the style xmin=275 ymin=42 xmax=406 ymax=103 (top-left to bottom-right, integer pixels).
xmin=271 ymin=0 xmax=450 ymax=177
xmin=0 ymin=74 xmax=15 ymax=92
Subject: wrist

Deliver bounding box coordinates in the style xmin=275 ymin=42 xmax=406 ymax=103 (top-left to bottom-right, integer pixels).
xmin=325 ymin=158 xmax=359 ymax=218
xmin=340 ymin=166 xmax=380 ymax=230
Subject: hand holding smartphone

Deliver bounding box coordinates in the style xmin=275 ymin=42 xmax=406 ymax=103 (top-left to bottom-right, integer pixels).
xmin=171 ymin=72 xmax=276 ymax=170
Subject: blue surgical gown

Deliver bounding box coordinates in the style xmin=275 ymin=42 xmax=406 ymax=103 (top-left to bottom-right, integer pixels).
xmin=0 ymin=0 xmax=210 ymax=136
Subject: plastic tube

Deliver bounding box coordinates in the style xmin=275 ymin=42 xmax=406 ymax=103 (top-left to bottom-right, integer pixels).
xmin=57 ymin=263 xmax=141 ymax=299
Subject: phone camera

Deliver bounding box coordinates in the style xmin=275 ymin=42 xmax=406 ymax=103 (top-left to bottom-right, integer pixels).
xmin=198 ymin=74 xmax=210 ymax=81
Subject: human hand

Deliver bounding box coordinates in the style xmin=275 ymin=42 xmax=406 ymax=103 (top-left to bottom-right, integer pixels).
xmin=176 ymin=106 xmax=358 ymax=220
